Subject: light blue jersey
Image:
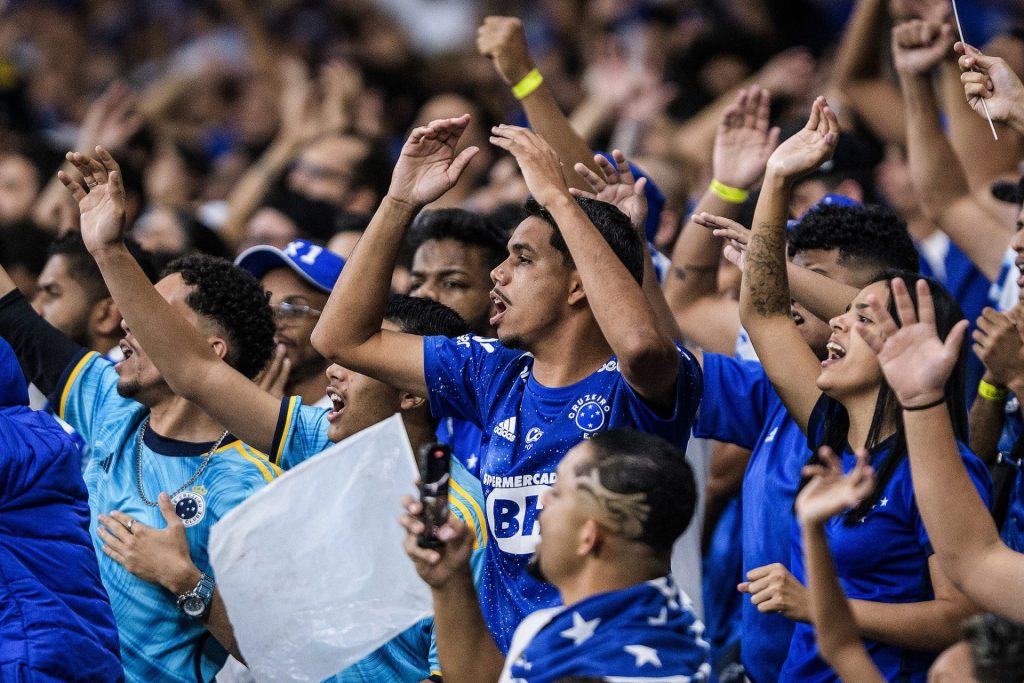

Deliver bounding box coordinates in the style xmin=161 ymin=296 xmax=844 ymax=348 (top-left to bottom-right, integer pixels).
xmin=57 ymin=352 xmax=279 ymax=683
xmin=269 ymin=397 xmax=488 ymax=682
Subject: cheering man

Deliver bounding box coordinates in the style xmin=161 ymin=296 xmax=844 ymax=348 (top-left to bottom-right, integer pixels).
xmin=311 ymin=115 xmax=703 ymax=650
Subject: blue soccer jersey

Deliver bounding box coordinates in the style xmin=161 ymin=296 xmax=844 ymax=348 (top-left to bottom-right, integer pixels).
xmin=694 ymin=353 xmax=808 ymax=683
xmin=56 ymin=352 xmax=279 ymax=683
xmin=782 ymin=401 xmax=993 ymax=682
xmin=267 ymin=396 xmax=488 ymax=682
xmin=424 ymin=334 xmax=703 ymax=652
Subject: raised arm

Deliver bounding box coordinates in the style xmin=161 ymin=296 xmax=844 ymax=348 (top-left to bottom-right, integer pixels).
xmin=895 ymin=20 xmax=1011 ymax=281
xmin=60 ymin=148 xmax=283 ymax=454
xmin=739 ymin=98 xmax=838 ymax=432
xmin=490 ymin=125 xmax=680 ymax=407
xmin=701 ymin=213 xmax=860 ymax=323
xmin=571 ymin=150 xmax=682 ymax=343
xmin=795 ymin=448 xmax=885 ymax=683
xmin=402 ymin=499 xmax=503 ymax=683
xmin=955 ymin=42 xmax=1024 ymax=136
xmin=968 ymin=305 xmax=1024 ymax=463
xmin=311 ymin=116 xmax=479 ymax=398
xmin=858 ymin=277 xmax=1024 ymax=622
xmin=663 ymin=86 xmax=778 ymax=354
xmin=476 ymin=16 xmax=598 ymax=190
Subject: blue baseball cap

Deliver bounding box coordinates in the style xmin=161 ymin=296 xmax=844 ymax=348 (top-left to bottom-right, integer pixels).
xmin=234 ymin=239 xmax=345 ymax=294
xmin=0 ymin=337 xmax=28 ymax=407
xmin=787 ymin=193 xmax=862 ymax=231
xmin=596 ymin=152 xmax=665 ymax=243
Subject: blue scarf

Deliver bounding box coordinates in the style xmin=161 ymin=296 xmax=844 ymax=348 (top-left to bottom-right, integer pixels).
xmin=510 ymin=576 xmax=711 ymax=682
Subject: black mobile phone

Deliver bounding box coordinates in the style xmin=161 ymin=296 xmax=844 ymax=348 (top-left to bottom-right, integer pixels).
xmin=417 ymin=443 xmax=451 ymax=549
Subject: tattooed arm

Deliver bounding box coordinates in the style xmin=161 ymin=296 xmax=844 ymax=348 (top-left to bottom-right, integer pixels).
xmin=740 ymin=97 xmax=839 ymax=433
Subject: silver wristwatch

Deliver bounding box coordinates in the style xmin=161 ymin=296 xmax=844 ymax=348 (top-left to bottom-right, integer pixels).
xmin=176 ymin=572 xmax=215 ymax=619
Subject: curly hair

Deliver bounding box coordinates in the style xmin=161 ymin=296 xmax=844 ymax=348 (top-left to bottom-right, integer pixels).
xmin=162 ymin=254 xmax=276 ymax=380
xmin=788 ymin=203 xmax=919 ymax=274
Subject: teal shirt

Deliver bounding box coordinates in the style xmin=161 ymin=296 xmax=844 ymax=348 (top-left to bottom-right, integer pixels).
xmin=59 ymin=352 xmax=279 ymax=682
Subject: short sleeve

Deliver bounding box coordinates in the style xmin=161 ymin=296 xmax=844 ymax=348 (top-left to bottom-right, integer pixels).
xmin=694 ymin=353 xmax=774 ymax=449
xmin=423 ymin=335 xmax=524 ymax=428
xmin=270 ymin=396 xmax=332 ymax=470
xmin=612 ymin=343 xmax=703 ymax=443
xmin=55 ymin=352 xmax=120 ymax=445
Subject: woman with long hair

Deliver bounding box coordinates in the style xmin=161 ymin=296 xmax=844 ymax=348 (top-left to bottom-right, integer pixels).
xmin=738 ymin=97 xmax=991 ymax=681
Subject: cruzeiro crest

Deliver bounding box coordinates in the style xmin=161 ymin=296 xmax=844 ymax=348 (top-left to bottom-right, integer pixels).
xmin=171 ymin=490 xmax=206 ymax=527
xmin=568 ymin=394 xmax=610 ymax=434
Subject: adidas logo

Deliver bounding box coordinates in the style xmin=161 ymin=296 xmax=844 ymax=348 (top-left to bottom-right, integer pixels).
xmin=493 ymin=416 xmax=517 ymax=442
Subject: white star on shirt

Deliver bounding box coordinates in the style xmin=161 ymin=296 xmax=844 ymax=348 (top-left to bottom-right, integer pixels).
xmin=879 ymin=497 xmax=888 ymax=507
xmin=559 ymin=612 xmax=601 ymax=646
xmin=466 ymin=454 xmax=478 ymax=470
xmin=624 ymin=644 xmax=662 ymax=668
xmin=648 ymin=607 xmax=668 ymax=626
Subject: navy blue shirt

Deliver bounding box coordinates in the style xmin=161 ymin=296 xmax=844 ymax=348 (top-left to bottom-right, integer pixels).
xmin=424 ymin=333 xmax=702 ymax=652
xmin=782 ymin=399 xmax=993 ymax=682
xmin=694 ymin=353 xmax=809 ymax=683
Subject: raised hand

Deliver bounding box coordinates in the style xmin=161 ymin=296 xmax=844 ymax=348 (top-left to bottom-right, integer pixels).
xmin=78 ymin=81 xmax=142 ymax=154
xmin=387 ymin=115 xmax=480 ymax=208
xmin=400 ymin=495 xmax=474 ymax=590
xmin=755 ymin=48 xmax=816 ymax=100
xmin=57 ymin=146 xmax=128 ymax=253
xmin=796 ymin=447 xmax=876 ymax=526
xmin=694 ymin=212 xmax=750 ymax=271
xmin=892 ymin=20 xmax=955 ymax=76
xmin=571 ymin=150 xmax=648 ymax=229
xmin=855 ymin=277 xmax=968 ymax=408
xmin=766 ymin=97 xmax=839 ymax=181
xmin=476 ymin=16 xmax=535 ymax=86
xmin=955 ymin=42 xmax=1024 ymax=131
xmin=972 ymin=305 xmax=1024 ymax=388
xmin=255 ymin=343 xmax=291 ymax=399
xmin=489 ymin=124 xmax=569 ymax=208
xmin=713 ymin=86 xmax=781 ymax=190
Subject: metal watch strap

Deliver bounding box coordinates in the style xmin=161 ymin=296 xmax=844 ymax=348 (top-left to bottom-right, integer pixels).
xmin=177 ymin=572 xmax=215 ymax=619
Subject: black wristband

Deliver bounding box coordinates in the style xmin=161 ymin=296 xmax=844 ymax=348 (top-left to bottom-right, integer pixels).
xmin=901 ymin=396 xmax=946 ymax=412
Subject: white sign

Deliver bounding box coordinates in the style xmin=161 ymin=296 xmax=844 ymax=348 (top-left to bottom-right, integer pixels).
xmin=209 ymin=415 xmax=431 ymax=681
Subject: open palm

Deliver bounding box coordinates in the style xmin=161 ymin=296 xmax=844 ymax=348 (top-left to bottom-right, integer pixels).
xmin=388 ymin=115 xmax=479 ymax=207
xmin=58 ymin=147 xmax=127 ymax=253
xmin=855 ymin=278 xmax=968 ymax=407
xmin=767 ymin=97 xmax=839 ymax=179
xmin=796 ymin=448 xmax=875 ymax=526
xmin=572 ymin=150 xmax=648 ymax=229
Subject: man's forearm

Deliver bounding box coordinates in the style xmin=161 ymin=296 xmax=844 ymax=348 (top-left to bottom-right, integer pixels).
xmin=432 ymin=572 xmax=504 ymax=683
xmin=312 ymin=196 xmax=419 ymax=360
xmin=967 ymin=383 xmax=1007 ymax=464
xmin=167 ymin=567 xmax=245 ymax=663
xmin=520 ymin=84 xmax=600 ymax=191
xmin=788 ymin=264 xmax=859 ymax=322
xmin=848 ymin=594 xmax=970 ymax=652
xmin=546 ymin=195 xmax=678 ymax=390
xmin=663 ymin=188 xmax=736 ymax=314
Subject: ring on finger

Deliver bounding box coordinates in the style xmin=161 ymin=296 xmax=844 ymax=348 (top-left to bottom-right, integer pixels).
xmin=86 ymin=181 xmax=98 ymax=189
xmin=125 ymin=518 xmax=135 ymax=533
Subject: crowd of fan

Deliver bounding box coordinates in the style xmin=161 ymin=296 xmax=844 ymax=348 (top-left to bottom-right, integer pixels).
xmin=3 ymin=0 xmax=1024 ymax=682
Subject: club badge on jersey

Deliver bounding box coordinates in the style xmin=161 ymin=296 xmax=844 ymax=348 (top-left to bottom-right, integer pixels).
xmin=172 ymin=490 xmax=206 ymax=527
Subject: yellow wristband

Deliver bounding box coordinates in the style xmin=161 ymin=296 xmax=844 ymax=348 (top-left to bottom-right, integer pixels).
xmin=978 ymin=379 xmax=1009 ymax=402
xmin=710 ymin=178 xmax=749 ymax=204
xmin=512 ymin=68 xmax=544 ymax=100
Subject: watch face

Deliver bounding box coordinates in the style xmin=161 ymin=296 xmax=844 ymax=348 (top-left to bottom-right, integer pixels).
xmin=183 ymin=595 xmax=206 ymax=618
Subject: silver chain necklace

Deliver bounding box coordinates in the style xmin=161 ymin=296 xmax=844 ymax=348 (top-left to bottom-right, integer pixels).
xmin=135 ymin=416 xmax=229 ymax=507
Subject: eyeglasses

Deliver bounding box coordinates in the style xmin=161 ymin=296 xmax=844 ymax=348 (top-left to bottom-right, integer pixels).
xmin=271 ymin=302 xmax=322 ymax=321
